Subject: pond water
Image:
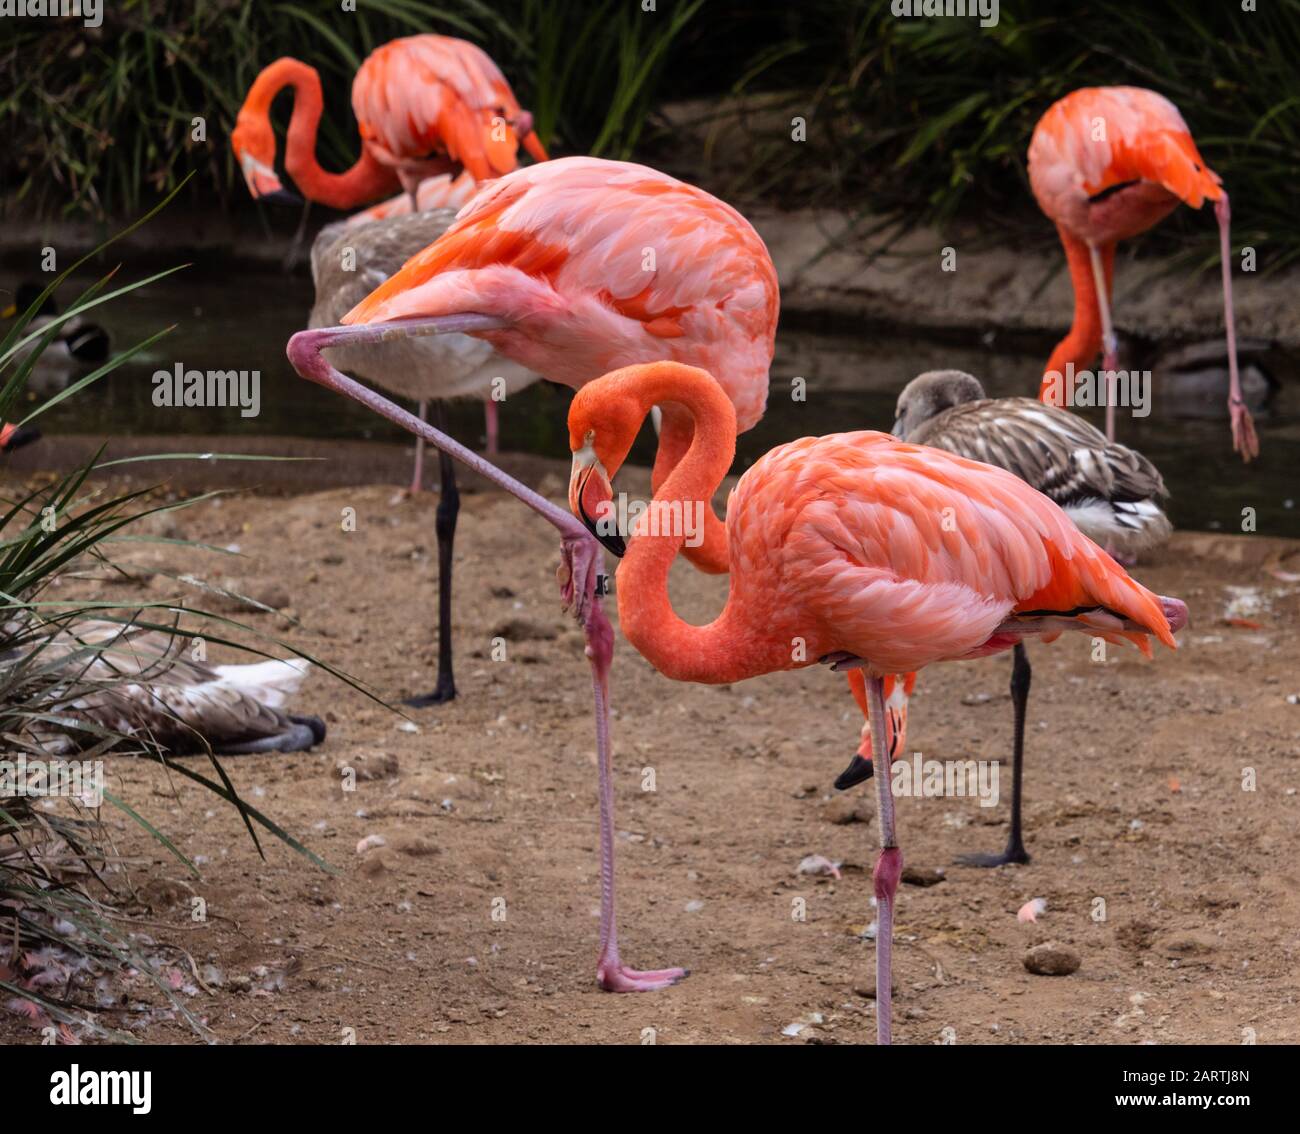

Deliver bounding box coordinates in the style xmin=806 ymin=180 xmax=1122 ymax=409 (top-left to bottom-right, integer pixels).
xmin=19 ymin=267 xmax=1300 ymax=539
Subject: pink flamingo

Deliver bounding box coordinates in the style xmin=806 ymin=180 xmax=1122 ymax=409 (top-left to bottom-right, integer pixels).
xmin=289 ymin=155 xmax=778 ymax=991
xmin=1028 ymin=86 xmax=1258 ymax=459
xmin=231 ymin=34 xmax=546 ymax=211
xmin=563 ymin=360 xmax=1188 ymax=1043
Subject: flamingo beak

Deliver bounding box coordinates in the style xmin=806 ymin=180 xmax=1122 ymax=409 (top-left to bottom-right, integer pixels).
xmin=515 ymin=109 xmax=549 ymax=163
xmin=569 ymin=441 xmax=624 ymax=557
xmin=239 ymin=151 xmax=301 ymax=205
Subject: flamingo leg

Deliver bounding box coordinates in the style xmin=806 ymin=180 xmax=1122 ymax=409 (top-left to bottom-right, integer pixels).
xmin=484 ymin=396 xmax=500 ymax=456
xmin=408 ymin=402 xmax=459 ymax=708
xmin=289 ymin=321 xmax=680 ymax=991
xmin=1216 ymin=194 xmax=1259 ymax=460
xmin=410 ymin=400 xmax=427 ymax=493
xmin=955 ymin=642 xmax=1031 ymax=867
xmin=589 ymin=599 xmax=688 ymax=993
xmin=1087 ymin=242 xmax=1119 ymax=442
xmin=865 ymin=675 xmax=901 ymax=1045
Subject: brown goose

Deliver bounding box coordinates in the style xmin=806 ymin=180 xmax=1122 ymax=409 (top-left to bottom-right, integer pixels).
xmin=893 ymin=369 xmax=1171 ymax=558
xmin=836 ymin=370 xmax=1173 ymax=868
xmin=9 ymin=620 xmax=324 ymax=757
xmin=310 ymin=209 xmax=536 ymax=707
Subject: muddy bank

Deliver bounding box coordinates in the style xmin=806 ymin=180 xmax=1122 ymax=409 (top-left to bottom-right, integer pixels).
xmin=3 ymin=479 xmax=1297 ymax=1045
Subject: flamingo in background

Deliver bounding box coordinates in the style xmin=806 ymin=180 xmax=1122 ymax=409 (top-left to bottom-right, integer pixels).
xmin=839 ymin=368 xmax=1173 ymax=866
xmin=231 ymin=34 xmax=547 ymax=212
xmin=1028 ymin=86 xmax=1258 ymax=461
xmin=562 ymin=360 xmax=1188 ymax=1043
xmin=289 ymin=155 xmax=779 ymax=990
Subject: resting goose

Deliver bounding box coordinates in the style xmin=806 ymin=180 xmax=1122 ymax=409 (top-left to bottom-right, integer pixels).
xmin=6 ymin=620 xmax=325 ymax=757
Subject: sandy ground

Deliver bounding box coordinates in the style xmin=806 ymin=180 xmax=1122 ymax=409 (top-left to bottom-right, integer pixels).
xmin=4 ymin=463 xmax=1300 ymax=1046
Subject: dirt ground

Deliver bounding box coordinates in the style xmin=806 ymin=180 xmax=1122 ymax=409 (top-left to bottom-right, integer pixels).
xmin=5 ymin=460 xmax=1300 ymax=1046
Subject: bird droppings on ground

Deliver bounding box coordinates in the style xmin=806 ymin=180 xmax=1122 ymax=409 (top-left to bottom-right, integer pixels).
xmin=8 ymin=481 xmax=1298 ymax=1045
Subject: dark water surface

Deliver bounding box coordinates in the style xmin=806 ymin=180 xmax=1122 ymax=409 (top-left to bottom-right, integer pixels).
xmin=20 ymin=267 xmax=1300 ymax=539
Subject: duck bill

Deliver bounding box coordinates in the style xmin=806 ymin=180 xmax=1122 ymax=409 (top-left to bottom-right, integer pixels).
xmin=569 ymin=446 xmax=624 ymax=557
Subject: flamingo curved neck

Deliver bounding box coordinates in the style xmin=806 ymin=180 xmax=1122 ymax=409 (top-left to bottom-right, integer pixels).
xmin=254 ymin=59 xmax=397 ymax=209
xmin=614 ymin=366 xmax=772 ymax=685
xmin=1041 ymin=227 xmax=1112 ymax=403
xmin=651 ymin=403 xmax=729 ymax=574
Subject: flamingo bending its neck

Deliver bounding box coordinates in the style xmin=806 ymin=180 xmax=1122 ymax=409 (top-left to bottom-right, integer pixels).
xmin=1028 ymin=86 xmax=1258 ymax=460
xmin=564 ymin=360 xmax=1187 ymax=1043
xmin=231 ymin=34 xmax=546 ymax=211
xmin=288 ymin=156 xmax=779 ymax=992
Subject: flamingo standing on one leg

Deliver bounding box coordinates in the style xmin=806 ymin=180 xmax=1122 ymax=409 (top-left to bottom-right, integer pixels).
xmin=1028 ymin=86 xmax=1258 ymax=460
xmin=289 ymin=156 xmax=779 ymax=990
xmin=309 ymin=209 xmax=537 ymax=704
xmin=562 ymin=360 xmax=1188 ymax=1044
xmin=838 ymin=368 xmax=1173 ymax=866
xmin=231 ymin=33 xmax=547 ymax=211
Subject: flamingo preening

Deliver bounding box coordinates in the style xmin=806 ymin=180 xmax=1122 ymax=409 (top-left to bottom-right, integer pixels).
xmin=1028 ymin=86 xmax=1258 ymax=460
xmin=563 ymin=360 xmax=1188 ymax=1043
xmin=837 ymin=369 xmax=1172 ymax=866
xmin=231 ymin=34 xmax=546 ymax=212
xmin=289 ymin=155 xmax=779 ymax=990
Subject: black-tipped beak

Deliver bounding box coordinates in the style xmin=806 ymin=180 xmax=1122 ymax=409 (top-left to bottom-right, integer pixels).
xmin=256 ymin=188 xmax=303 ymax=207
xmin=576 ymin=465 xmax=626 ymax=557
xmin=1 ymin=425 xmax=41 ymax=453
xmin=834 ymin=754 xmax=874 ymax=791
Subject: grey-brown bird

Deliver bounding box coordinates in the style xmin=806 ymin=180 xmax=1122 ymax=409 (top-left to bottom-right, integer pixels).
xmin=893 ymin=369 xmax=1171 ymax=558
xmin=310 ymin=209 xmax=536 ymax=707
xmin=11 ymin=620 xmax=324 ymax=757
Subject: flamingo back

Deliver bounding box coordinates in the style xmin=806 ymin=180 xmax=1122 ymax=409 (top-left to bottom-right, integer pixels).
xmin=353 ymin=35 xmax=533 ymax=180
xmin=1029 ymin=87 xmax=1223 ymax=229
xmin=725 ymin=432 xmax=1178 ymax=676
xmin=343 ymin=156 xmax=779 ymax=431
xmin=311 ymin=211 xmax=536 ymax=402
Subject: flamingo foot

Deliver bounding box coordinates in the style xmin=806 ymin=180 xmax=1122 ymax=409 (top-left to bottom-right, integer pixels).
xmin=834 ymin=754 xmax=873 ymax=790
xmin=557 ymin=532 xmax=606 ymax=629
xmin=1231 ymin=399 xmax=1260 ymax=462
xmin=598 ymin=960 xmax=689 ymax=993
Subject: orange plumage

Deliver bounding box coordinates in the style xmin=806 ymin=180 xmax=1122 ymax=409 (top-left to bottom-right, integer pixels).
xmin=231 ymin=35 xmax=546 ymax=211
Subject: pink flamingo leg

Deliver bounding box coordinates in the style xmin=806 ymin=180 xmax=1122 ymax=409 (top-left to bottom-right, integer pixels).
xmin=1216 ymin=194 xmax=1259 ymax=461
xmin=288 ymin=318 xmax=684 ymax=992
xmin=1087 ymin=242 xmax=1119 ymax=442
xmin=865 ymin=675 xmax=902 ymax=1045
xmin=411 ymin=400 xmax=427 ymax=493
xmin=484 ymin=396 xmax=500 ymax=457
xmin=586 ymin=598 xmax=688 ymax=992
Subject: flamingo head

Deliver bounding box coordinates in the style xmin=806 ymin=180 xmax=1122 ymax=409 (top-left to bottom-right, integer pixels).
xmin=567 ymin=389 xmax=643 ymax=557
xmin=231 ymin=114 xmax=299 ymax=205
